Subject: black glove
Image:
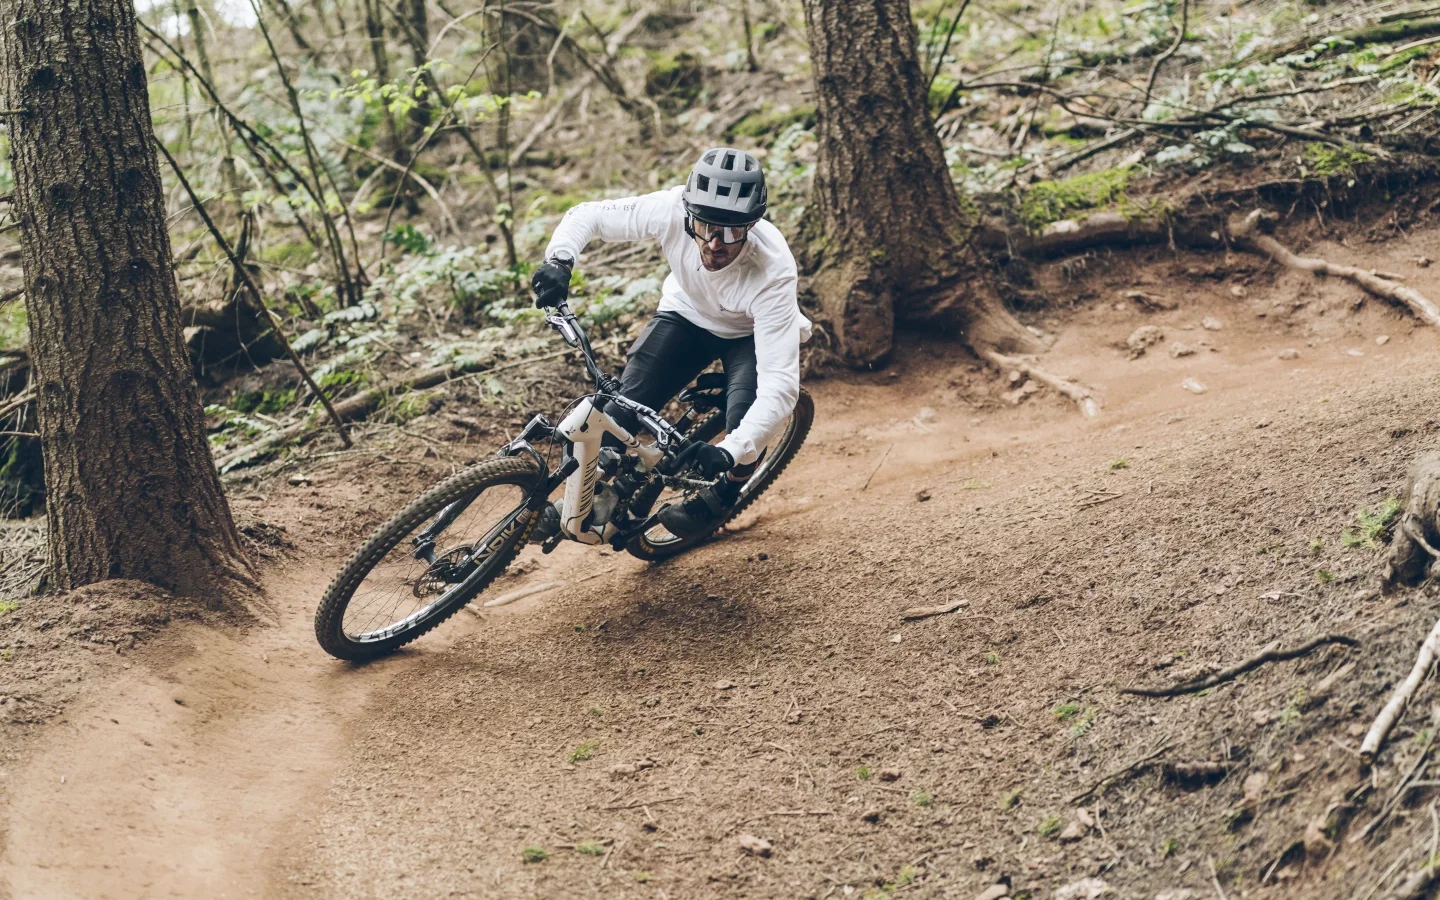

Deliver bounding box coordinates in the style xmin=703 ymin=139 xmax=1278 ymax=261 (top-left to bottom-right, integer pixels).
xmin=676 ymin=441 xmax=734 ymax=478
xmin=531 ymin=259 xmax=572 ymax=309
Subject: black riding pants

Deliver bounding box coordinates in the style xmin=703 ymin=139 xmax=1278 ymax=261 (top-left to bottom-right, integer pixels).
xmin=605 ymin=311 xmax=757 ymax=466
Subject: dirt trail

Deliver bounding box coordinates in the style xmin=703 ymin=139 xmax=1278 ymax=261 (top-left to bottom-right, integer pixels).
xmin=0 ymin=565 xmax=377 ymax=899
xmin=5 ymin=237 xmax=1440 ymax=898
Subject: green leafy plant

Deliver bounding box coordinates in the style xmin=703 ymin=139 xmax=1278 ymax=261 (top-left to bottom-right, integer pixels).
xmin=856 ymin=765 xmax=872 ymax=781
xmin=1038 ymin=813 xmax=1063 ymax=837
xmin=575 ymin=840 xmax=606 ymax=856
xmin=0 ymin=600 xmax=17 ymax=615
xmin=985 ymin=651 xmax=1001 ymax=665
xmin=1317 ymin=569 xmax=1335 ymax=583
xmin=1069 ymin=707 xmax=1097 ymax=738
xmin=385 ymin=223 xmax=433 ymax=255
xmin=1110 ymin=458 xmax=1130 ymax=470
xmin=911 ymin=790 xmax=934 ymax=808
xmin=1052 ymin=702 xmax=1081 ymax=721
xmin=567 ymin=740 xmax=599 ymax=763
xmin=1341 ymin=497 xmax=1403 ymax=549
xmin=521 ymin=846 xmax=548 ymax=864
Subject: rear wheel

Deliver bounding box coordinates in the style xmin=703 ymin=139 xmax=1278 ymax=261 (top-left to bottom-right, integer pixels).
xmin=626 ymin=389 xmax=813 ymax=561
xmin=314 ymin=456 xmax=541 ymax=661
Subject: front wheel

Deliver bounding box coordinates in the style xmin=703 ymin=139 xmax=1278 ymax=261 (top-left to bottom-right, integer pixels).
xmin=626 ymin=389 xmax=814 ymax=561
xmin=314 ymin=456 xmax=541 ymax=661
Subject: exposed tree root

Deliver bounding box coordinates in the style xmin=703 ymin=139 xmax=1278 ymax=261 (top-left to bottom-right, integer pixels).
xmin=1384 ymin=452 xmax=1440 ymax=590
xmin=1361 ymin=612 xmax=1440 ymax=766
xmin=979 ymin=348 xmax=1101 ymax=418
xmin=1120 ymin=634 xmax=1358 ymax=697
xmin=1231 ymin=210 xmax=1440 ymax=328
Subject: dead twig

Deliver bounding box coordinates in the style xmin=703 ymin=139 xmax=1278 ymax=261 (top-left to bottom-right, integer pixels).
xmin=599 ymin=796 xmax=684 ymax=811
xmin=1232 ymin=210 xmax=1440 ymax=328
xmin=1121 ymin=634 xmax=1357 ymax=697
xmin=1362 ymin=616 xmax=1440 ymax=766
xmin=862 ymin=443 xmax=894 ymax=491
xmin=1068 ymin=738 xmax=1173 ymax=804
xmin=1208 ymin=857 xmax=1229 ymax=900
xmin=901 ymin=599 xmax=969 ymax=621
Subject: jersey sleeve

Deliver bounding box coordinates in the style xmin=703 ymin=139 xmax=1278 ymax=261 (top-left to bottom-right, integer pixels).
xmin=715 ymin=276 xmax=803 ymax=466
xmin=543 ymin=188 xmax=680 ymax=263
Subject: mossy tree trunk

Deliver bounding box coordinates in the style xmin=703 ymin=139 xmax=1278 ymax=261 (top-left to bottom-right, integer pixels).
xmin=1 ymin=0 xmax=254 ymax=596
xmin=799 ymin=0 xmax=1040 ymax=366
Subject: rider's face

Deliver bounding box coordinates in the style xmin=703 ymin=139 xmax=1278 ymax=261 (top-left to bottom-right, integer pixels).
xmin=695 ymin=231 xmax=741 ymax=271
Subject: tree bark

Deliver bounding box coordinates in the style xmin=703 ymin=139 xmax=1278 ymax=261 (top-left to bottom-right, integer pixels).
xmin=799 ymin=0 xmax=1039 ymax=366
xmin=1 ymin=0 xmax=253 ymax=595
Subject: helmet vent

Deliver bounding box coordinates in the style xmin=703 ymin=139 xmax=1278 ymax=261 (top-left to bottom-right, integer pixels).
xmin=722 ymin=151 xmax=736 ymax=170
xmin=744 ymin=156 xmax=755 ymax=171
xmin=716 ymin=183 xmax=731 ymax=197
xmin=703 ymin=150 xmax=718 ymax=164
xmin=738 ymin=182 xmax=754 ymax=198
xmin=696 ymin=174 xmax=710 ymax=192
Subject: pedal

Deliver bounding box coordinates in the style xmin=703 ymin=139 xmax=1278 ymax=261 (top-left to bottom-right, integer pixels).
xmin=540 ymin=531 xmax=564 ymax=554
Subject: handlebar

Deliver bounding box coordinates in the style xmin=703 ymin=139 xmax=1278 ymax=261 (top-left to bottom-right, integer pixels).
xmin=540 ymin=298 xmax=695 ymax=468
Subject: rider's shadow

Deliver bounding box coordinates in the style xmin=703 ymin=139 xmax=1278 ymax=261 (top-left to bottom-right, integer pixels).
xmin=580 ymin=559 xmax=800 ymax=670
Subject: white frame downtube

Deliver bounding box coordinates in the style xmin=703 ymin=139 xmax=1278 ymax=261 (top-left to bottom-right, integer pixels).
xmin=556 ymin=398 xmax=663 ymax=543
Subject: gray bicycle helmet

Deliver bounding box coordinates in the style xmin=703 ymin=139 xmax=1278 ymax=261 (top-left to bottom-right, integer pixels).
xmin=682 ymin=147 xmax=767 ymax=226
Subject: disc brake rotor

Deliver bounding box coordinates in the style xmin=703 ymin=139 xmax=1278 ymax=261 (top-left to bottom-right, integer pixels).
xmin=411 ymin=545 xmax=477 ymax=598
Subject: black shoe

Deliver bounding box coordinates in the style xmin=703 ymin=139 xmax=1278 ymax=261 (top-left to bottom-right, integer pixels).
xmin=658 ymin=479 xmax=741 ymax=540
xmin=529 ymin=502 xmax=562 ymax=544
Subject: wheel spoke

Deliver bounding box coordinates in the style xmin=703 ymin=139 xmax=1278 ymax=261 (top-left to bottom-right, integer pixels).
xmin=339 ymin=483 xmax=528 ymax=643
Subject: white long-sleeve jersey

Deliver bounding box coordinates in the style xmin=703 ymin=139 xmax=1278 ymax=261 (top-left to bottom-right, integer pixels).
xmin=544 ymin=185 xmax=811 ymax=465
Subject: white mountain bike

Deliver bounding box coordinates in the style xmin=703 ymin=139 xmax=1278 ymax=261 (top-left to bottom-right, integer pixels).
xmin=314 ymin=298 xmax=813 ymax=661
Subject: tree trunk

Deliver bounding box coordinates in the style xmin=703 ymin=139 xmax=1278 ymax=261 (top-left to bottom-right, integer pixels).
xmin=799 ymin=0 xmax=1039 ymax=366
xmin=1 ymin=0 xmax=254 ymax=595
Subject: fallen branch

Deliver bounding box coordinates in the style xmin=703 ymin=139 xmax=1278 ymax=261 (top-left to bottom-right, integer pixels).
xmin=1121 ymin=634 xmax=1359 ymax=697
xmin=155 ymin=137 xmax=351 ymax=450
xmin=1068 ymin=739 xmax=1173 ymax=804
xmin=1362 ymin=617 xmax=1440 ymax=766
xmin=215 ymin=347 xmax=577 ymax=472
xmin=901 ymin=599 xmax=969 ymax=621
xmin=1232 ymin=210 xmax=1440 ymax=328
xmin=979 ymin=348 xmax=1101 ymax=418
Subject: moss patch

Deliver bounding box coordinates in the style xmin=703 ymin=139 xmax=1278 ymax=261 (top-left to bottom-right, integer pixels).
xmin=1018 ymin=167 xmax=1132 ymax=232
xmin=728 ymin=104 xmax=816 ymax=140
xmin=1302 ymin=142 xmax=1372 ymax=176
xmin=645 ymin=52 xmax=703 ymax=114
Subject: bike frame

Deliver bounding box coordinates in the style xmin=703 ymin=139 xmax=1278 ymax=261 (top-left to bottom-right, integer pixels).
xmin=478 ymin=301 xmax=703 ymax=549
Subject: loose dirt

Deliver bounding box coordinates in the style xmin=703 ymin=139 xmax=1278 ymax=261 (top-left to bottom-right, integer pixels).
xmin=5 ymin=233 xmax=1440 ymax=898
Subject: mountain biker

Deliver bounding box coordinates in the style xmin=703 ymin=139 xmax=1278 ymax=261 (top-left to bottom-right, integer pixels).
xmin=529 ymin=147 xmax=811 ymax=540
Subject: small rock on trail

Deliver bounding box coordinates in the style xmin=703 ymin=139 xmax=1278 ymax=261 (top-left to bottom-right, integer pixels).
xmin=1279 ymin=348 xmax=1300 ymax=359
xmin=1201 ymin=316 xmax=1224 ymax=331
xmin=1180 ymin=378 xmax=1208 ymax=395
xmin=1054 ymin=877 xmax=1111 ymax=899
xmin=738 ymin=833 xmax=772 ymax=858
xmin=1169 ymin=342 xmax=1196 ymax=358
xmin=974 ymin=884 xmax=1010 ymax=900
xmin=1125 ymin=325 xmax=1164 ymax=359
